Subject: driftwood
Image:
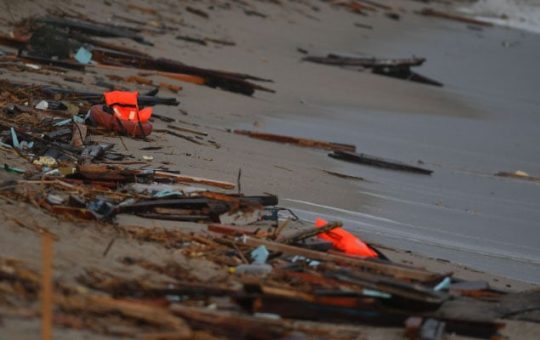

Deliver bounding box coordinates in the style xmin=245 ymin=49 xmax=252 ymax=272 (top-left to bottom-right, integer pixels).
xmin=303 ymin=54 xmax=426 ymax=68
xmin=73 ymin=164 xmax=236 ymax=189
xmin=233 ymin=129 xmax=356 ymax=152
xmin=303 ymin=53 xmax=442 ymax=86
xmin=150 ymin=171 xmax=235 ymax=189
xmin=420 ymin=8 xmax=493 ymax=27
xmin=329 ymin=150 xmax=433 ymax=175
xmin=495 ymin=171 xmax=540 ymax=183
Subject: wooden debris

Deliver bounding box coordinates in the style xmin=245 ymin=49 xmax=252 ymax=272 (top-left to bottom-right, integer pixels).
xmin=495 ymin=171 xmax=540 ymax=183
xmin=329 ymin=150 xmax=433 ymax=175
xmin=234 ymin=236 xmax=442 ymax=282
xmin=151 ymin=171 xmax=235 ymax=189
xmin=420 ymin=8 xmax=493 ymax=27
xmin=233 ymin=129 xmax=356 ymax=152
xmin=304 ymin=54 xmax=426 ymax=68
xmin=303 ymin=53 xmax=442 ymax=86
xmin=323 ymin=170 xmax=364 ymax=181
xmin=91 ymin=48 xmax=274 ymax=96
xmin=280 ymin=221 xmax=342 ymax=244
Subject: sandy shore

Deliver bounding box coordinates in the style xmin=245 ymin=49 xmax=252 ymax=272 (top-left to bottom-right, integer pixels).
xmin=1 ymin=0 xmax=539 ymax=338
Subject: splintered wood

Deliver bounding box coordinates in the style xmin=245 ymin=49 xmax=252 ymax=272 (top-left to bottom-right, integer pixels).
xmin=233 ymin=129 xmax=356 ymax=152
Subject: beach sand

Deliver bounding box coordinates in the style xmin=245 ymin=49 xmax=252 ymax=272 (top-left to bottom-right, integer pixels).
xmin=0 ymin=0 xmax=539 ymax=338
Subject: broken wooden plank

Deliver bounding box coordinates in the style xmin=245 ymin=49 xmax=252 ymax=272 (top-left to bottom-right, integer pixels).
xmin=303 ymin=54 xmax=426 ymax=68
xmin=280 ymin=221 xmax=342 ymax=244
xmin=151 ymin=171 xmax=235 ymax=189
xmin=329 ymin=150 xmax=433 ymax=175
xmin=322 ymin=170 xmax=364 ymax=181
xmin=420 ymin=8 xmax=493 ymax=27
xmin=233 ymin=129 xmax=356 ymax=152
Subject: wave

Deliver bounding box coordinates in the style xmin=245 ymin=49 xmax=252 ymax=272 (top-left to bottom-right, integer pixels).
xmin=459 ymin=0 xmax=540 ymax=34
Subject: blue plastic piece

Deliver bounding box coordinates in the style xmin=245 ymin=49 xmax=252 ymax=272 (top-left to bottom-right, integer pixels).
xmin=74 ymin=46 xmax=92 ymax=64
xmin=251 ymin=245 xmax=269 ymax=264
xmin=10 ymin=128 xmax=20 ymax=149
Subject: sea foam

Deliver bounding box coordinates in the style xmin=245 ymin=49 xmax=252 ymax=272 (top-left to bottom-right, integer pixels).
xmin=460 ymin=0 xmax=540 ymax=34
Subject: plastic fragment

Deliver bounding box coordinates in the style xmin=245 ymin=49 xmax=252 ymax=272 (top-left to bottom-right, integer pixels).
xmin=35 ymin=100 xmax=49 ymax=110
xmin=153 ymin=190 xmax=184 ymax=198
xmin=47 ymin=194 xmax=65 ymax=205
xmin=363 ymin=289 xmax=391 ymax=299
xmin=251 ymin=245 xmax=269 ymax=264
xmin=10 ymin=128 xmax=20 ymax=149
xmin=53 ymin=119 xmax=72 ymax=127
xmin=235 ymin=263 xmax=272 ymax=276
xmin=3 ymin=164 xmax=25 ymax=174
xmin=74 ymin=46 xmax=92 ymax=64
xmin=434 ymin=277 xmax=451 ymax=291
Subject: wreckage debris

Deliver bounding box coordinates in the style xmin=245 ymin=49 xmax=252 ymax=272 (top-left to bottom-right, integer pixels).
xmin=329 ymin=150 xmax=434 ymax=175
xmin=0 ymin=17 xmax=273 ymax=96
xmin=495 ymin=170 xmax=540 ymax=183
xmin=232 ymin=129 xmax=356 ymax=152
xmin=420 ymin=8 xmax=493 ymax=27
xmin=303 ymin=53 xmax=442 ymax=86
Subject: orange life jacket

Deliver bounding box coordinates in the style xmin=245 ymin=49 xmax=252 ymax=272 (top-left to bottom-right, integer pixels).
xmin=315 ymin=217 xmax=378 ymax=257
xmin=104 ymin=91 xmax=152 ymax=123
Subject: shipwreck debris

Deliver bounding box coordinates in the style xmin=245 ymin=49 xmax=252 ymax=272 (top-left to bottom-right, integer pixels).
xmin=329 ymin=150 xmax=434 ymax=175
xmin=303 ymin=53 xmax=442 ymax=86
xmin=232 ymin=129 xmax=356 ymax=152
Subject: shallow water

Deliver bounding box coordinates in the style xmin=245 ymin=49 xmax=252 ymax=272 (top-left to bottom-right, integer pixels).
xmin=236 ymin=21 xmax=540 ymax=282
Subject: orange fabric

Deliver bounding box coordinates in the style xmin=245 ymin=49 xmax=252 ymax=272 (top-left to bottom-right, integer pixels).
xmin=103 ymin=91 xmax=152 ymax=123
xmin=315 ymin=218 xmax=378 ymax=257
xmin=104 ymin=91 xmax=138 ymax=107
